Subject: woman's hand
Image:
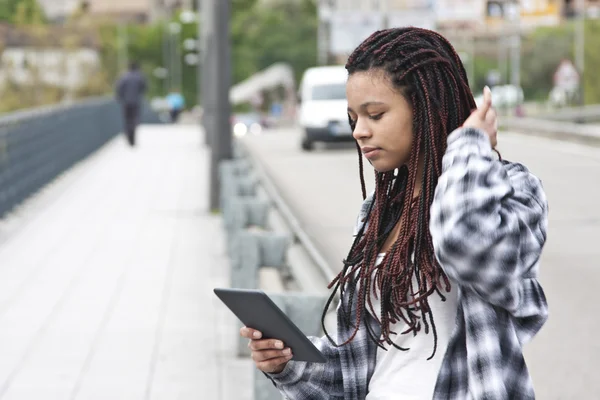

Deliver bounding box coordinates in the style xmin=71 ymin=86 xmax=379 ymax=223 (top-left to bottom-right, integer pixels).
xmin=463 ymin=86 xmax=498 ymax=148
xmin=240 ymin=326 xmax=294 ymax=374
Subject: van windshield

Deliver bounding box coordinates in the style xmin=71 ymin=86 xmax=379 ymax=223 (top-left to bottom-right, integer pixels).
xmin=311 ymin=84 xmax=346 ymax=101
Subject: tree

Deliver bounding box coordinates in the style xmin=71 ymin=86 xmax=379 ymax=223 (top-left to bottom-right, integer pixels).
xmin=231 ymin=0 xmax=318 ymax=85
xmin=0 ymin=0 xmax=46 ymax=24
xmin=520 ymin=20 xmax=600 ymax=105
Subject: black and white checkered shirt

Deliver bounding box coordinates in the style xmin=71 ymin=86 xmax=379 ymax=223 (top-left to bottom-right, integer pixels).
xmin=267 ymin=127 xmax=549 ymax=399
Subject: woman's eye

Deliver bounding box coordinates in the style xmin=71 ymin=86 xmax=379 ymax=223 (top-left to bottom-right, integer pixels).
xmin=369 ymin=113 xmax=384 ymax=121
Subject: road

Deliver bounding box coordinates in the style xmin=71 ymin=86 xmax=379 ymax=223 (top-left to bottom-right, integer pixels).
xmin=240 ymin=127 xmax=600 ymax=399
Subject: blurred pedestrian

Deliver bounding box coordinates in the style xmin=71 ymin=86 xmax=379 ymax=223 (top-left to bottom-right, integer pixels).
xmin=115 ymin=61 xmax=147 ymax=146
xmin=166 ymin=90 xmax=185 ymax=123
xmin=241 ymin=27 xmax=548 ymax=399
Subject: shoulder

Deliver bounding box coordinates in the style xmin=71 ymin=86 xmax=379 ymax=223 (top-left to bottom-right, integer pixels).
xmin=500 ymin=160 xmax=547 ymax=210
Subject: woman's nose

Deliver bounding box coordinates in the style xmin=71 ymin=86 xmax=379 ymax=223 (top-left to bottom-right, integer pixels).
xmin=352 ymin=118 xmax=372 ymax=141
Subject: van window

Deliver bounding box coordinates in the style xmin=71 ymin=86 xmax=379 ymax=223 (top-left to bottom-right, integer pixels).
xmin=311 ymin=83 xmax=346 ymax=101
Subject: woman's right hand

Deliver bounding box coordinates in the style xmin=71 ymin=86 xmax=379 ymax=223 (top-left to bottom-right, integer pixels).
xmin=240 ymin=326 xmax=294 ymax=374
xmin=462 ymin=86 xmax=498 ymax=148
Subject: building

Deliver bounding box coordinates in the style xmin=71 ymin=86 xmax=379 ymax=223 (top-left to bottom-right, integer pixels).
xmin=318 ymin=0 xmax=599 ymax=62
xmin=0 ymin=24 xmax=101 ymax=92
xmin=37 ymin=0 xmax=192 ymax=23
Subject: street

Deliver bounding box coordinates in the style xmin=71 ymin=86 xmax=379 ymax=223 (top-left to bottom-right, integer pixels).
xmin=241 ymin=127 xmax=600 ymax=399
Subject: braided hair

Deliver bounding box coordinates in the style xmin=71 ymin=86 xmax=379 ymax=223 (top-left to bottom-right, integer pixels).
xmin=321 ymin=27 xmax=476 ymax=359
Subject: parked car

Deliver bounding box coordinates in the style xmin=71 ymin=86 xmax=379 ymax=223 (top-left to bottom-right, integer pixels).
xmin=232 ymin=112 xmax=264 ymax=138
xmin=297 ymin=65 xmax=353 ymax=151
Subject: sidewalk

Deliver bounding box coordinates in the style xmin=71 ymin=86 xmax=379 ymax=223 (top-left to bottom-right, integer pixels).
xmin=0 ymin=125 xmax=252 ymax=400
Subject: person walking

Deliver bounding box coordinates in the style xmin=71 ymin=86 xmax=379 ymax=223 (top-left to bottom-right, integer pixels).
xmin=115 ymin=61 xmax=147 ymax=147
xmin=241 ymin=27 xmax=549 ymax=400
xmin=166 ymin=90 xmax=186 ymax=123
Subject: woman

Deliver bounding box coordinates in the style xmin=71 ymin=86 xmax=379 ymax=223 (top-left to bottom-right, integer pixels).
xmin=240 ymin=27 xmax=548 ymax=399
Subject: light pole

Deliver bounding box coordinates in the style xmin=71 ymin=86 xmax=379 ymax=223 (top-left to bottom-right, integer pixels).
xmin=201 ymin=0 xmax=215 ymax=146
xmin=168 ymin=22 xmax=182 ymax=91
xmin=117 ymin=22 xmax=129 ymax=73
xmin=204 ymin=0 xmax=232 ymax=211
xmin=507 ymin=1 xmax=521 ymax=91
xmin=575 ymin=0 xmax=585 ymax=105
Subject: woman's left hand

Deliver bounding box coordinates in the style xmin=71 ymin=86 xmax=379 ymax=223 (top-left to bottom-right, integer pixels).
xmin=462 ymin=86 xmax=498 ymax=148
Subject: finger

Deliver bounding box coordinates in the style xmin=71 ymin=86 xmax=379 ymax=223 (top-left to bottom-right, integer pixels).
xmin=240 ymin=327 xmax=262 ymax=339
xmin=478 ymin=86 xmax=493 ymax=116
xmin=251 ymin=347 xmax=293 ymax=363
xmin=257 ymin=354 xmax=294 ymax=373
xmin=485 ymin=107 xmax=497 ymax=125
xmin=249 ymin=338 xmax=285 ymax=351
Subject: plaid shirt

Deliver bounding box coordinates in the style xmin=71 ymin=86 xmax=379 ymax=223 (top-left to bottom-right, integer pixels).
xmin=267 ymin=128 xmax=549 ymax=399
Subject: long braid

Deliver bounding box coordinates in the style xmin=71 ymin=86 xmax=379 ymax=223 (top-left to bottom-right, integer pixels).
xmin=322 ymin=27 xmax=476 ymax=358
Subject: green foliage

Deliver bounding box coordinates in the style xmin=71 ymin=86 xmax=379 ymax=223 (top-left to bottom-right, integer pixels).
xmin=583 ymin=20 xmax=600 ymax=104
xmin=1 ymin=0 xmax=318 ymax=112
xmin=231 ymin=0 xmax=318 ymax=85
xmin=521 ymin=23 xmax=574 ymax=101
xmin=125 ymin=13 xmax=200 ymax=108
xmin=0 ymin=0 xmax=46 ymax=24
xmin=470 ymin=55 xmax=500 ymax=94
xmin=468 ymin=20 xmax=600 ymax=105
xmin=520 ymin=19 xmax=600 ymax=104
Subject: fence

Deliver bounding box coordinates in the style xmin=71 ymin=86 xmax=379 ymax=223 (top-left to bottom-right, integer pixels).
xmin=0 ymin=98 xmax=160 ymax=217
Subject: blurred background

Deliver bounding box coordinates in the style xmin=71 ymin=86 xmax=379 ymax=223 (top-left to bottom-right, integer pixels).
xmin=0 ymin=1 xmax=599 ymax=400
xmin=0 ymin=0 xmax=598 ymax=115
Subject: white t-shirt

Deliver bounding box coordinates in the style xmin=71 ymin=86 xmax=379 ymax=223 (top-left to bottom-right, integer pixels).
xmin=365 ymin=253 xmax=458 ymax=400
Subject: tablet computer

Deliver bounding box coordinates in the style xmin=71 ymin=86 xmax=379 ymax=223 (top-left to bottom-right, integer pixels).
xmin=214 ymin=288 xmax=327 ymax=363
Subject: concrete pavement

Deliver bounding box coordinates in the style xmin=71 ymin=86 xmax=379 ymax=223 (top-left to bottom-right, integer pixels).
xmin=241 ymin=127 xmax=600 ymax=400
xmin=0 ymin=125 xmax=253 ymax=400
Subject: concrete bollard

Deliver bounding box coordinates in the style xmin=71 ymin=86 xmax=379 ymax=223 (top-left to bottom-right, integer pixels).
xmin=224 ymin=197 xmax=271 ymax=259
xmin=224 ymin=196 xmax=270 ymax=234
xmin=232 ymin=230 xmax=292 ymax=357
xmin=219 ymin=159 xmax=258 ymax=214
xmin=252 ymin=293 xmax=329 ymax=400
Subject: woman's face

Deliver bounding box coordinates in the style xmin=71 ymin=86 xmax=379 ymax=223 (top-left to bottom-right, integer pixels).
xmin=347 ymin=70 xmax=414 ymax=173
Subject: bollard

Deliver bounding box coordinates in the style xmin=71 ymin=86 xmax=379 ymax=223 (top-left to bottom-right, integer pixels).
xmin=224 ymin=196 xmax=270 ymax=234
xmin=233 ymin=140 xmax=246 ymax=159
xmin=230 ymin=230 xmax=291 ymax=291
xmin=224 ymin=197 xmax=271 ymax=259
xmin=233 ymin=230 xmax=292 ymax=357
xmin=219 ymin=159 xmax=258 ymax=214
xmin=252 ymin=293 xmax=329 ymax=400
xmin=230 ymin=230 xmax=261 ymax=290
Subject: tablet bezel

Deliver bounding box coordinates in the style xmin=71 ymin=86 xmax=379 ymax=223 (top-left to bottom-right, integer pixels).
xmin=214 ymin=288 xmax=327 ymax=363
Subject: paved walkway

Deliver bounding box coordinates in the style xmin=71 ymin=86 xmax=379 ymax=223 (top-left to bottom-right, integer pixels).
xmin=0 ymin=125 xmax=252 ymax=400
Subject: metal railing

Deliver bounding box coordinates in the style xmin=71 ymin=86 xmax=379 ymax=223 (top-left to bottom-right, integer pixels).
xmin=0 ymin=98 xmax=160 ymax=217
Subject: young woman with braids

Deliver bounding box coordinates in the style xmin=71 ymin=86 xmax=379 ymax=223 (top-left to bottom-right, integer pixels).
xmin=240 ymin=27 xmax=548 ymax=399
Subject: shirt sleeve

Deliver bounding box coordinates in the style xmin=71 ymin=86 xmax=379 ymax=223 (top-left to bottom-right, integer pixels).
xmin=429 ymin=127 xmax=549 ymax=313
xmin=264 ymin=334 xmax=344 ymax=399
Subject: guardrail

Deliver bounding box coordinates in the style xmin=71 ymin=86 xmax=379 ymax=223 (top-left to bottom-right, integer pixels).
xmin=0 ymin=98 xmax=161 ymax=217
xmin=534 ymin=104 xmax=600 ymax=123
xmin=218 ymin=142 xmax=335 ymax=400
xmin=501 ymin=116 xmax=600 ymax=146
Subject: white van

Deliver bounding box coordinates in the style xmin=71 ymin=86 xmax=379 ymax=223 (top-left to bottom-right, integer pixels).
xmin=298 ymin=65 xmax=353 ymax=151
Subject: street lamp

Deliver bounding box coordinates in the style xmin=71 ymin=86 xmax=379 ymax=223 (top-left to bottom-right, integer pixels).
xmin=183 ymin=38 xmax=197 ymax=51
xmin=575 ymin=0 xmax=585 ymax=105
xmin=180 ymin=10 xmax=196 ymax=24
xmin=185 ymin=53 xmax=199 ymax=66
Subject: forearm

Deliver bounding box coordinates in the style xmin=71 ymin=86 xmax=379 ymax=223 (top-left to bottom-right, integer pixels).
xmin=430 ymin=127 xmax=548 ymax=311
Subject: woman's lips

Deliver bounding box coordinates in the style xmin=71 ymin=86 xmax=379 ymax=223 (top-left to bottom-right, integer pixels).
xmin=362 ymin=147 xmax=381 ymax=159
